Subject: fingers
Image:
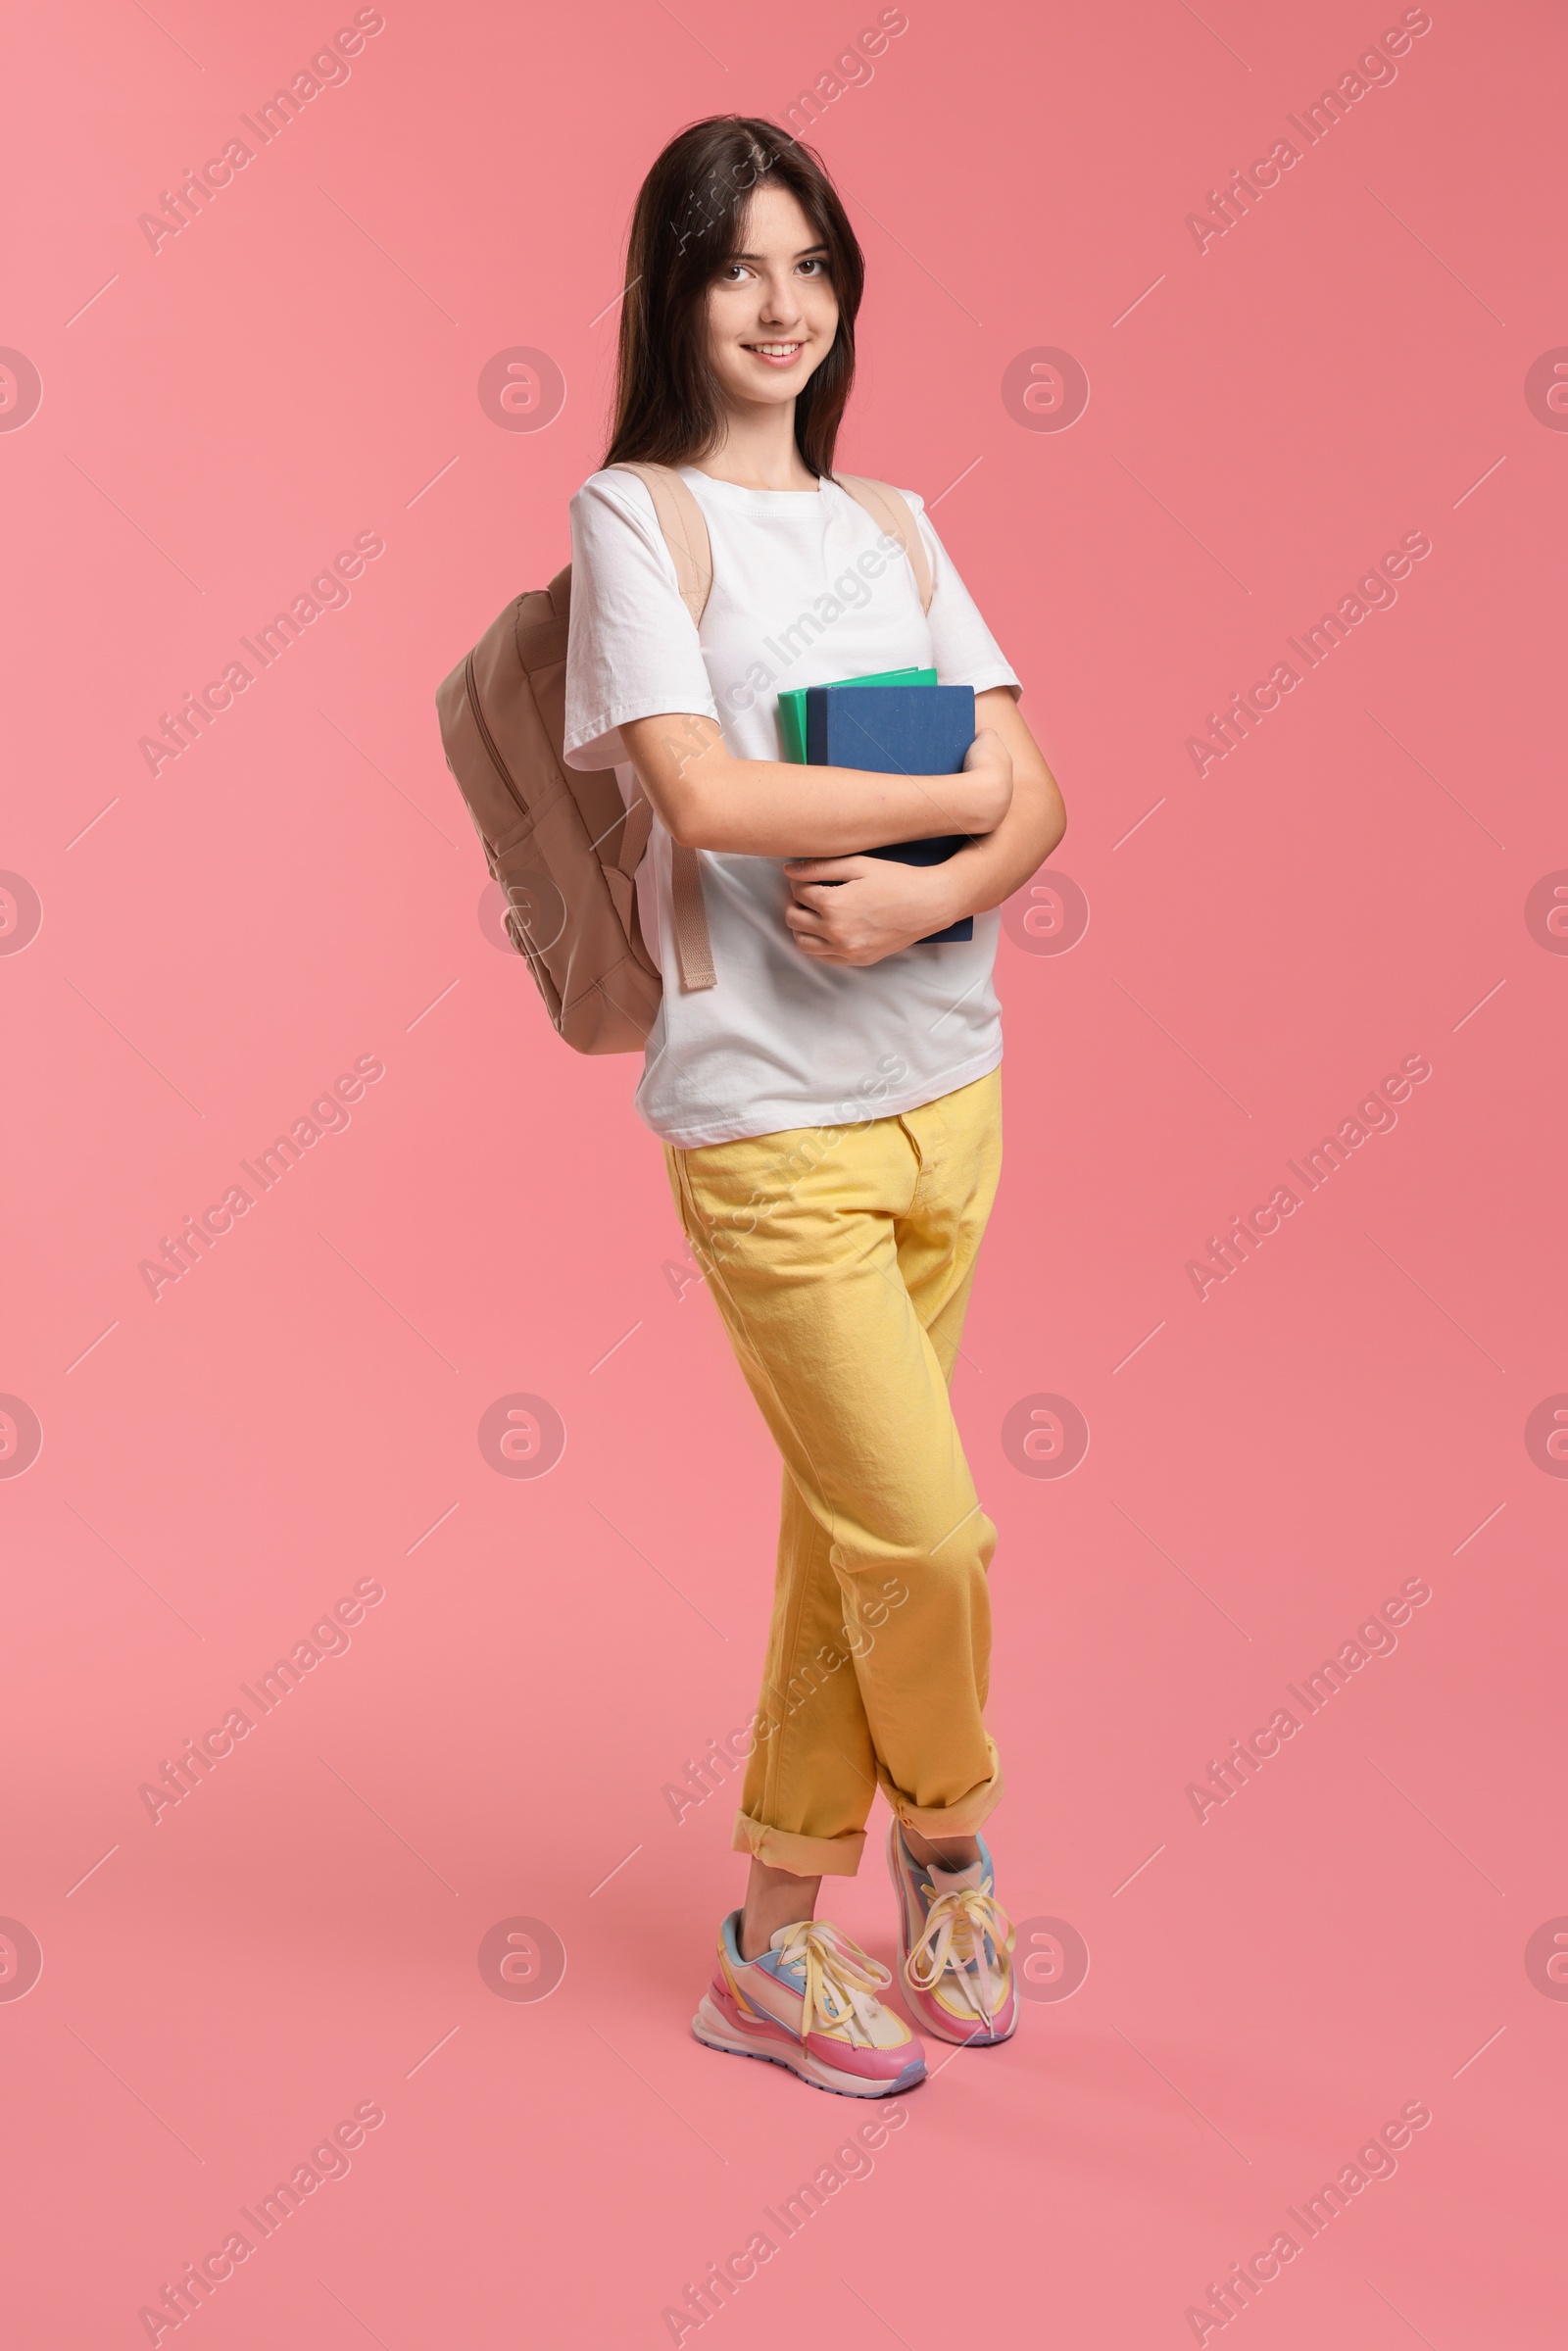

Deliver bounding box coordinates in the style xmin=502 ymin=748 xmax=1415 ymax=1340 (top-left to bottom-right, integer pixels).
xmin=784 ymin=901 xmax=870 ymax=962
xmin=786 ymin=921 xmax=845 ymax=960
xmin=783 ymin=857 xmax=866 ymax=881
xmin=783 ymin=906 xmax=853 ymax=960
xmin=957 ymin=730 xmax=1013 ymax=832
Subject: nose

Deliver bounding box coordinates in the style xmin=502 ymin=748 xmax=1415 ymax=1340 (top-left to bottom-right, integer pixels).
xmin=757 ymin=271 xmax=804 ymax=326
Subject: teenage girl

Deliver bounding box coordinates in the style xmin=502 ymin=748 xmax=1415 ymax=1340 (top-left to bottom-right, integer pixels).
xmin=563 ymin=117 xmax=1065 ymax=2096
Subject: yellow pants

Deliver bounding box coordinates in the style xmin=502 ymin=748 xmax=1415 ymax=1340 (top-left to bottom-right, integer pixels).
xmin=663 ymin=1066 xmax=1004 ymax=1878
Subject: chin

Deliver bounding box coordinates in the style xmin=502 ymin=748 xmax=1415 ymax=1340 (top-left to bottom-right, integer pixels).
xmin=730 ymin=373 xmax=806 ymax=406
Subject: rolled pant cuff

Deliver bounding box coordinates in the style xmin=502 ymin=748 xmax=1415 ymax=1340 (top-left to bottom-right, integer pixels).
xmin=884 ymin=1752 xmax=1004 ymax=1842
xmin=732 ymin=1810 xmax=866 ymax=1879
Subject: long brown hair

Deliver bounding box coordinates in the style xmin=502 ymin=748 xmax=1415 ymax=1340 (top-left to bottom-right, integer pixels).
xmin=602 ymin=117 xmax=864 ymax=480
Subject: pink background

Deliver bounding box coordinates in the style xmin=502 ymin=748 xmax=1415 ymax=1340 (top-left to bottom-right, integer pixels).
xmin=4 ymin=0 xmax=1566 ymax=2342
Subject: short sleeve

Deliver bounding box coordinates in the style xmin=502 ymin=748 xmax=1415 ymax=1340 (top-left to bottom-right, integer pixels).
xmin=903 ymin=491 xmax=1022 ymax=700
xmin=563 ymin=471 xmax=719 ymax=770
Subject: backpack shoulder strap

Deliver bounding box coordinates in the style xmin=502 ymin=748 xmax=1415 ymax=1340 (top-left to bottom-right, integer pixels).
xmin=608 ymin=463 xmax=714 ymax=626
xmin=833 ymin=476 xmax=934 ymax=613
xmin=601 ymin=462 xmax=716 ymax=992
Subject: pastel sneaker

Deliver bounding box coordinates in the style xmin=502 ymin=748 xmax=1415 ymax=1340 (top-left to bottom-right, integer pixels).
xmin=693 ymin=1912 xmax=926 ymax=2098
xmin=887 ymin=1822 xmax=1018 ymax=2045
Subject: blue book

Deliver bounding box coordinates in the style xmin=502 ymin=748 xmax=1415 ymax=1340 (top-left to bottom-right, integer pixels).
xmin=804 ymin=683 xmax=975 ymax=944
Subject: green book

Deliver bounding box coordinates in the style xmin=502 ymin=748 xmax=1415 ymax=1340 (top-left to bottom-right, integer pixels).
xmin=777 ymin=665 xmax=938 ymax=762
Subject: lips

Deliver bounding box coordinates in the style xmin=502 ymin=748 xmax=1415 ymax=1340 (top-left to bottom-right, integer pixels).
xmin=744 ymin=342 xmax=804 ymax=366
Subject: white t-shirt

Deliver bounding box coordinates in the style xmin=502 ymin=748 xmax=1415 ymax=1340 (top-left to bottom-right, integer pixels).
xmin=563 ymin=465 xmax=1022 ymax=1148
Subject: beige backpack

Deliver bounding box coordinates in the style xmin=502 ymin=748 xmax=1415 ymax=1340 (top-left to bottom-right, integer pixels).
xmin=435 ymin=464 xmax=934 ymax=1053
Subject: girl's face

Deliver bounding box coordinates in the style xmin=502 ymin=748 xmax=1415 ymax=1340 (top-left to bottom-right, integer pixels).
xmin=705 ymin=182 xmax=840 ymax=417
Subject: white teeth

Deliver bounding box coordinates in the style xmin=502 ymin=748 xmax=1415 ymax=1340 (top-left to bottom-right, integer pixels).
xmin=749 ymin=343 xmax=801 ymax=356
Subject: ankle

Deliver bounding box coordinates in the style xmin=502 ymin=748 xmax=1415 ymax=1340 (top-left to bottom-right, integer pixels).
xmin=738 ymin=1859 xmax=822 ymax=1960
xmin=739 ymin=1913 xmax=800 ymax=1962
xmin=740 ymin=1902 xmax=817 ymax=1962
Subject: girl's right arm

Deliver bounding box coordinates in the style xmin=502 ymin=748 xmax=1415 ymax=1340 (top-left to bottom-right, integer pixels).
xmin=618 ymin=711 xmax=1013 ymax=857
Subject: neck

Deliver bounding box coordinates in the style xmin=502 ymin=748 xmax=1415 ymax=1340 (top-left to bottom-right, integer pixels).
xmin=695 ymin=400 xmax=817 ymax=493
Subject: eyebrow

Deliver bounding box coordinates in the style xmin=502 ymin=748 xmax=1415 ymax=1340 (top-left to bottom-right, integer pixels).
xmin=727 ymin=243 xmax=830 ymax=262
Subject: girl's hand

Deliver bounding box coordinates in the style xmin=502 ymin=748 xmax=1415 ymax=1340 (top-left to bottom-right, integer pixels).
xmin=782 ymin=855 xmax=962 ymax=966
xmin=960 ymin=727 xmax=1014 ymax=832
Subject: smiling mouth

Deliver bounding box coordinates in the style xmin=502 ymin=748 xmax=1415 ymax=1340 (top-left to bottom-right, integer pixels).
xmin=744 ymin=341 xmax=804 ymax=361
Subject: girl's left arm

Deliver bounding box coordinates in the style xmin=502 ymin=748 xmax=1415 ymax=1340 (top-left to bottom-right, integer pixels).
xmin=783 ymin=688 xmax=1066 ymax=967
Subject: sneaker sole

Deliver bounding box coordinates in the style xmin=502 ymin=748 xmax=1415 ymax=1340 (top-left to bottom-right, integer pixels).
xmin=885 ymin=1823 xmax=1020 ymax=2047
xmin=691 ymin=1994 xmax=926 ymax=2098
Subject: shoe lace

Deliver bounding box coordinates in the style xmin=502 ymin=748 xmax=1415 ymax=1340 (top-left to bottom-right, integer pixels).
xmin=905 ymin=1885 xmax=1016 ymax=2026
xmin=774 ymin=1921 xmax=895 ymax=2049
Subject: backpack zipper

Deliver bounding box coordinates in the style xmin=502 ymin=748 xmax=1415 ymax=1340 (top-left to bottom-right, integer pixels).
xmin=465 ymin=645 xmax=550 ymax=976
xmin=464 ymin=649 xmax=525 ymax=821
